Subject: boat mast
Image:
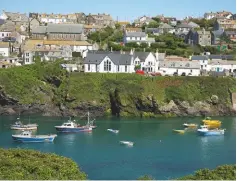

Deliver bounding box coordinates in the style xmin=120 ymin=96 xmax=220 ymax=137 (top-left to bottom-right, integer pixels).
xmin=88 ymin=111 xmax=90 ymax=125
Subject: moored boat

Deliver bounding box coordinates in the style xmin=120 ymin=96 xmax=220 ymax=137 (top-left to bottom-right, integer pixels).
xmin=107 ymin=129 xmax=119 ymax=134
xmin=10 ymin=121 xmax=38 ymax=130
xmin=183 ymin=123 xmax=198 ymax=128
xmin=197 ymin=125 xmax=225 ymax=136
xmin=120 ymin=141 xmax=134 ymax=146
xmin=173 ymin=129 xmax=185 ymax=134
xmin=12 ymin=131 xmax=57 ymax=143
xmin=202 ymin=117 xmax=221 ymax=128
xmin=55 ymin=115 xmax=92 ymax=133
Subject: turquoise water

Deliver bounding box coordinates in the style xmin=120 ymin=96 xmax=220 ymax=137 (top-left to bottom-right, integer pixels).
xmin=0 ymin=116 xmax=235 ymax=180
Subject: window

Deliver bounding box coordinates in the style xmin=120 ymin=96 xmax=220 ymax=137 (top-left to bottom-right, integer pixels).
xmin=2 ymin=33 xmax=3 ymax=36
xmin=191 ymin=69 xmax=193 ymax=73
xmin=104 ymin=59 xmax=111 ymax=71
xmin=26 ymin=58 xmax=29 ymax=62
xmin=26 ymin=53 xmax=29 ymax=56
xmin=125 ymin=65 xmax=127 ymax=72
xmin=203 ymin=60 xmax=205 ymax=63
xmin=88 ymin=64 xmax=90 ymax=71
xmin=117 ymin=65 xmax=119 ymax=72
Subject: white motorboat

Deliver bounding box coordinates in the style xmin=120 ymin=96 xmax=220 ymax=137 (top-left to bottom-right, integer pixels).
xmin=107 ymin=129 xmax=119 ymax=134
xmin=120 ymin=141 xmax=134 ymax=146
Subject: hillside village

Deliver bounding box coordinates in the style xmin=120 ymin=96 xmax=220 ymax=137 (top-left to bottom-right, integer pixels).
xmin=0 ymin=10 xmax=236 ymax=76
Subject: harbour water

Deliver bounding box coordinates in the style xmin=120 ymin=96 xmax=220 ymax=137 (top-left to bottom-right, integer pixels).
xmin=0 ymin=116 xmax=235 ymax=180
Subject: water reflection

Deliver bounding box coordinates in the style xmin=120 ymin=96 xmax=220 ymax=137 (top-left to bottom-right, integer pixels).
xmin=199 ymin=136 xmax=225 ymax=161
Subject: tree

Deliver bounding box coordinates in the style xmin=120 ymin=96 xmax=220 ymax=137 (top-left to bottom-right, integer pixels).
xmin=152 ymin=17 xmax=161 ymax=24
xmin=140 ymin=43 xmax=148 ymax=48
xmin=147 ymin=21 xmax=159 ymax=28
xmin=115 ymin=23 xmax=121 ymax=30
xmin=0 ymin=148 xmax=87 ymax=180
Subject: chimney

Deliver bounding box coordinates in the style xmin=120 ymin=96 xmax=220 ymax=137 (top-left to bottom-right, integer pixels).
xmin=143 ymin=48 xmax=145 ymax=52
xmin=130 ymin=48 xmax=133 ymax=55
xmin=111 ymin=47 xmax=113 ymax=52
xmin=120 ymin=49 xmax=122 ymax=54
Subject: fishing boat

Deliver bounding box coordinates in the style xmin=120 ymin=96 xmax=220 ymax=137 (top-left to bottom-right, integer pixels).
xmin=202 ymin=117 xmax=221 ymax=128
xmin=183 ymin=123 xmax=198 ymax=128
xmin=107 ymin=129 xmax=119 ymax=134
xmin=12 ymin=131 xmax=57 ymax=143
xmin=10 ymin=116 xmax=38 ymax=130
xmin=173 ymin=129 xmax=185 ymax=134
xmin=55 ymin=115 xmax=92 ymax=133
xmin=120 ymin=141 xmax=134 ymax=146
xmin=197 ymin=125 xmax=225 ymax=136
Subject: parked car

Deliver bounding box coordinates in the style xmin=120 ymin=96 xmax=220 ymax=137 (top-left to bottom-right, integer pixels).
xmin=173 ymin=72 xmax=178 ymax=76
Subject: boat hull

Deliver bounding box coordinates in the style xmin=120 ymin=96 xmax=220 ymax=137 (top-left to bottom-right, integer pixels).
xmin=12 ymin=135 xmax=56 ymax=143
xmin=11 ymin=126 xmax=38 ymax=130
xmin=197 ymin=130 xmax=225 ymax=136
xmin=173 ymin=129 xmax=185 ymax=134
xmin=55 ymin=127 xmax=92 ymax=133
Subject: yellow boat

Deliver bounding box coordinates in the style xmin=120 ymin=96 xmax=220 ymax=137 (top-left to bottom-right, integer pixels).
xmin=202 ymin=119 xmax=221 ymax=128
xmin=173 ymin=129 xmax=185 ymax=134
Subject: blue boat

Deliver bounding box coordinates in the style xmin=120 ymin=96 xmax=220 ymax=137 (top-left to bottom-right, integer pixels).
xmin=197 ymin=125 xmax=225 ymax=136
xmin=55 ymin=112 xmax=94 ymax=133
xmin=12 ymin=131 xmax=57 ymax=143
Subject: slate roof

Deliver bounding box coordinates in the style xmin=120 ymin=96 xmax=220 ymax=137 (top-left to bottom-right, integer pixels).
xmin=188 ymin=21 xmax=200 ymax=28
xmin=4 ymin=12 xmax=28 ymax=22
xmin=176 ymin=23 xmax=193 ymax=28
xmin=32 ymin=24 xmax=84 ymax=34
xmin=134 ymin=52 xmax=150 ymax=62
xmin=31 ymin=26 xmax=47 ymax=34
xmin=212 ymin=29 xmax=224 ymax=37
xmin=85 ymin=52 xmax=133 ymax=65
xmin=125 ymin=32 xmax=146 ymax=37
xmin=159 ymin=23 xmax=173 ymax=29
xmin=208 ymin=55 xmax=234 ymax=60
xmin=47 ymin=24 xmax=84 ymax=33
xmin=191 ymin=55 xmax=208 ymax=61
xmin=0 ymin=19 xmax=5 ymax=25
xmin=145 ymin=28 xmax=160 ymax=33
xmin=159 ymin=61 xmax=200 ymax=69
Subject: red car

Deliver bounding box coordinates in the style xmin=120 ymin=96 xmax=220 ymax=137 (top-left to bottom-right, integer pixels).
xmin=136 ymin=70 xmax=145 ymax=75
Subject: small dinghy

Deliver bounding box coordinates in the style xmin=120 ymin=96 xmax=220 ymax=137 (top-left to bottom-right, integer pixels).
xmin=107 ymin=129 xmax=119 ymax=134
xmin=183 ymin=123 xmax=198 ymax=128
xmin=120 ymin=141 xmax=134 ymax=146
xmin=12 ymin=131 xmax=57 ymax=143
xmin=173 ymin=129 xmax=185 ymax=134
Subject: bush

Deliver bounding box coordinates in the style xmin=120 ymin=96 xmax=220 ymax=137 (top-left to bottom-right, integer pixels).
xmin=0 ymin=148 xmax=87 ymax=180
xmin=178 ymin=165 xmax=236 ymax=180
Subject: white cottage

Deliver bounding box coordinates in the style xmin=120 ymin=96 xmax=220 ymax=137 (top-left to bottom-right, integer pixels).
xmin=159 ymin=61 xmax=201 ymax=76
xmin=84 ymin=52 xmax=135 ymax=73
xmin=191 ymin=55 xmax=209 ymax=70
xmin=133 ymin=51 xmax=158 ymax=73
xmin=208 ymin=60 xmax=236 ymax=73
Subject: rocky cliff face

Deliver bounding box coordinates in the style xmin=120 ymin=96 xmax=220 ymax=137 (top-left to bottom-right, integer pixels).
xmin=0 ymin=81 xmax=235 ymax=118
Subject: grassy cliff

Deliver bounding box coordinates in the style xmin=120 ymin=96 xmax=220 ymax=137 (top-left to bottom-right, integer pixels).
xmin=0 ymin=61 xmax=235 ymax=117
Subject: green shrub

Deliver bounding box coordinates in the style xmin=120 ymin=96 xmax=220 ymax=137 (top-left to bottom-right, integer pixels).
xmin=0 ymin=148 xmax=87 ymax=180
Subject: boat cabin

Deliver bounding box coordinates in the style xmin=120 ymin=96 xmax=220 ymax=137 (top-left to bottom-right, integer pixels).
xmin=21 ymin=131 xmax=32 ymax=136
